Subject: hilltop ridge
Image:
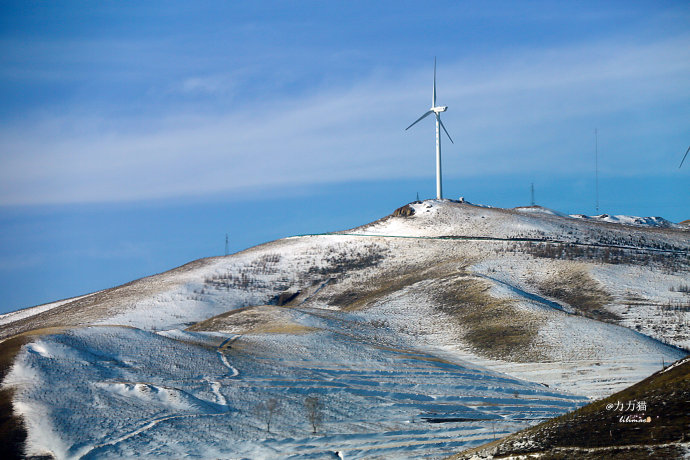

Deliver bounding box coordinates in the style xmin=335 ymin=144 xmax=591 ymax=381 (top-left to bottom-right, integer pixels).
xmin=354 ymin=200 xmax=688 ymax=246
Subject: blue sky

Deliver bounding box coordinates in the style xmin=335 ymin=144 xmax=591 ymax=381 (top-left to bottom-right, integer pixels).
xmin=0 ymin=1 xmax=688 ymax=313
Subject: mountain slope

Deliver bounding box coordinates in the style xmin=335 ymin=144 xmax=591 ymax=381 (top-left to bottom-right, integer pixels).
xmin=1 ymin=199 xmax=688 ymax=459
xmin=451 ymin=356 xmax=690 ymax=459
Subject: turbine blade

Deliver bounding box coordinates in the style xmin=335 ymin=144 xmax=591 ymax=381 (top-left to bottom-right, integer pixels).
xmin=405 ymin=110 xmax=433 ymax=130
xmin=679 ymin=145 xmax=690 ymax=168
xmin=433 ymin=57 xmax=437 ymax=107
xmin=439 ymin=117 xmax=454 ymax=144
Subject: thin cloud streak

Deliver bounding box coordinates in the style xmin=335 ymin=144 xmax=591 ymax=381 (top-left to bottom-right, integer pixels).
xmin=1 ymin=35 xmax=688 ymax=205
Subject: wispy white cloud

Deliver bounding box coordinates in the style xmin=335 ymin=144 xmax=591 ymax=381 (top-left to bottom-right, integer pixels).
xmin=177 ymin=75 xmax=235 ymax=95
xmin=0 ymin=253 xmax=45 ymax=271
xmin=1 ymin=34 xmax=688 ymax=205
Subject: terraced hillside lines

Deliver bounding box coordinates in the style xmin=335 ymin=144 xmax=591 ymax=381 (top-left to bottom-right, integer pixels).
xmin=4 ymin=317 xmax=590 ymax=459
xmin=265 ymin=427 xmax=502 ymax=459
xmin=323 ymin=231 xmax=690 ymax=256
xmin=219 ymin=327 xmax=587 ymax=459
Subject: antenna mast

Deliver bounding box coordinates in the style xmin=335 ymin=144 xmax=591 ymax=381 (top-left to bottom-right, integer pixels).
xmin=531 ymin=183 xmax=535 ymax=206
xmin=595 ymin=128 xmax=599 ymax=213
xmin=225 ymin=233 xmax=229 ymax=256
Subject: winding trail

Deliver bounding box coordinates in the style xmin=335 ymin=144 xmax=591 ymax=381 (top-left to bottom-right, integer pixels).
xmin=78 ymin=412 xmax=228 ymax=459
xmin=207 ymin=335 xmax=239 ymax=406
xmin=217 ymin=335 xmax=240 ymax=377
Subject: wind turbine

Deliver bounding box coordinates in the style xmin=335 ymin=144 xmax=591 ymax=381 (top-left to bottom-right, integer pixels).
xmin=679 ymin=146 xmax=689 ymax=168
xmin=406 ymin=58 xmax=454 ymax=200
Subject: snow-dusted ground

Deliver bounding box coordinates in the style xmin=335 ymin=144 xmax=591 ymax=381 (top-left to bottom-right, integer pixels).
xmin=6 ymin=323 xmax=587 ymax=459
xmin=569 ymin=213 xmax=683 ymax=229
xmin=366 ymin=277 xmax=685 ymax=399
xmin=1 ymin=199 xmax=688 ymax=459
xmin=353 ymin=201 xmax=689 ymax=247
xmin=0 ymin=292 xmax=100 ymax=326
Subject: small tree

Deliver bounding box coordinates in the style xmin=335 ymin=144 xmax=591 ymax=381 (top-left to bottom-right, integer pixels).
xmin=305 ymin=395 xmax=323 ymax=434
xmin=254 ymin=398 xmax=280 ymax=433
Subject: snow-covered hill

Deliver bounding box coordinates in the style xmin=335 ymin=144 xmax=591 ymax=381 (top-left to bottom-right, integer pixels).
xmin=1 ymin=199 xmax=688 ymax=459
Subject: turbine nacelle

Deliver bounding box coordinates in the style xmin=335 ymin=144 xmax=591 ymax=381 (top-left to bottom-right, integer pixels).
xmin=431 ymin=106 xmax=447 ymax=113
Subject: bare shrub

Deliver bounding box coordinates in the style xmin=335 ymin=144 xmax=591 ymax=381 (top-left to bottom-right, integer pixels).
xmin=369 ymin=319 xmax=389 ymax=329
xmin=515 ymin=241 xmax=689 ymax=271
xmin=203 ymin=253 xmax=288 ymax=293
xmin=254 ymin=398 xmax=280 ymax=433
xmin=672 ymin=284 xmax=690 ymax=294
xmin=309 ymin=243 xmax=386 ymax=277
xmin=305 ymin=395 xmax=324 ymax=434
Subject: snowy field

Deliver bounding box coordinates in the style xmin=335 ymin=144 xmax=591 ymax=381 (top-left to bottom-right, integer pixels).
xmin=6 ymin=322 xmax=588 ymax=459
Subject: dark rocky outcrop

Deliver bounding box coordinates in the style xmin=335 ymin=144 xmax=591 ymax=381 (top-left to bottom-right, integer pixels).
xmin=393 ymin=204 xmax=415 ymax=217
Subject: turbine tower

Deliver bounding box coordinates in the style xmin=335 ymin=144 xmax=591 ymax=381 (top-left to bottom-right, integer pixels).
xmin=406 ymin=58 xmax=454 ymax=199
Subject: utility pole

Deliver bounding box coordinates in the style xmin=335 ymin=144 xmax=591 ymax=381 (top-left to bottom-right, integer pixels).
xmin=224 ymin=233 xmax=229 ymax=256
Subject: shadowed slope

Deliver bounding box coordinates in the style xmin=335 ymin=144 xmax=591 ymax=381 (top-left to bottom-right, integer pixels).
xmin=451 ymin=356 xmax=690 ymax=459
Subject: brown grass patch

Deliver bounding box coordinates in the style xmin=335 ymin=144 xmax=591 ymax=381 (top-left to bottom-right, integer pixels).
xmin=188 ymin=305 xmax=316 ymax=335
xmin=251 ymin=323 xmax=317 ymax=335
xmin=186 ymin=306 xmax=259 ymax=332
xmin=325 ymin=256 xmax=542 ymax=361
xmin=330 ymin=270 xmax=432 ymax=312
xmin=435 ymin=275 xmax=542 ymax=361
xmin=537 ymin=266 xmax=616 ymax=322
xmin=329 ymin=258 xmax=472 ymax=312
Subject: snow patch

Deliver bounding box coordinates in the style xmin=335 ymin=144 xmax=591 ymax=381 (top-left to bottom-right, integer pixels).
xmin=0 ymin=292 xmax=98 ymax=326
xmin=513 ymin=206 xmax=569 ymax=218
xmin=569 ymin=213 xmax=682 ymax=229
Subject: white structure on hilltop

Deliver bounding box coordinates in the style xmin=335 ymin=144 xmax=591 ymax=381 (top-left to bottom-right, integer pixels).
xmin=405 ymin=57 xmax=454 ymax=200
